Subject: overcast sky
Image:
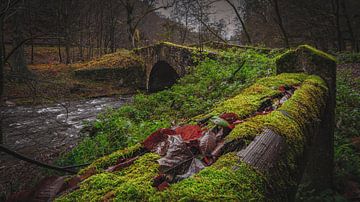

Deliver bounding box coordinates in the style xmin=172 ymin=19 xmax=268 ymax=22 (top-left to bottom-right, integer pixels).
xmin=157 ymin=1 xmax=240 ymax=39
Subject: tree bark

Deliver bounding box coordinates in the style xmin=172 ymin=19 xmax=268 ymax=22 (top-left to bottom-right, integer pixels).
xmin=237 ymin=128 xmax=285 ymax=172
xmin=341 ymin=0 xmax=356 ymax=51
xmin=0 ymin=15 xmax=4 ymax=144
xmin=271 ymin=0 xmax=290 ymax=48
xmin=11 ymin=0 xmax=30 ymax=76
xmin=335 ymin=0 xmax=343 ymax=51
xmin=225 ymin=0 xmax=252 ymax=44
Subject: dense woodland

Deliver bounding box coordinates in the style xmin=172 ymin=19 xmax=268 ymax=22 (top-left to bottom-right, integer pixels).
xmin=0 ymin=0 xmax=360 ymax=201
xmin=1 ymin=0 xmax=360 ymax=72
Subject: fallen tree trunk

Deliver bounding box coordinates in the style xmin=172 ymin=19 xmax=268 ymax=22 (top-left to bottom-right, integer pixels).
xmin=10 ymin=45 xmax=336 ymax=202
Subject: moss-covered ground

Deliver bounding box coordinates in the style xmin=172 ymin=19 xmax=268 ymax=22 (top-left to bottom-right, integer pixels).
xmin=72 ymin=49 xmax=143 ymax=70
xmin=56 ymin=70 xmax=328 ymax=201
xmin=57 ymin=47 xmax=279 ymax=166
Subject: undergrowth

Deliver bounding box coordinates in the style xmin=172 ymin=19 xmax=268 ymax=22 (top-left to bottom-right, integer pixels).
xmin=333 ymin=68 xmax=360 ymax=199
xmin=58 ymin=48 xmax=278 ymax=166
xmin=296 ymin=65 xmax=360 ymax=201
xmin=337 ymin=52 xmax=360 ymax=64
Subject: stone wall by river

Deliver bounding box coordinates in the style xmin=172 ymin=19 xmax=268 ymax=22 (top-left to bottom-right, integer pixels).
xmin=0 ymin=96 xmax=132 ymax=199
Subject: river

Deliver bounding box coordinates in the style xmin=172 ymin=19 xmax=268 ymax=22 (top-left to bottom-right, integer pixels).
xmin=0 ymin=96 xmax=132 ymax=198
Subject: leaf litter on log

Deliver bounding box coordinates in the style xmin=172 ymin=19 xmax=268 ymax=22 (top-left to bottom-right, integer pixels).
xmin=42 ymin=84 xmax=301 ymax=195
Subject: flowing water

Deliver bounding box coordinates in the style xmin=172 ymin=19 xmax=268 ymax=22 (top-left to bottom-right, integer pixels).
xmin=0 ymin=96 xmax=132 ymax=197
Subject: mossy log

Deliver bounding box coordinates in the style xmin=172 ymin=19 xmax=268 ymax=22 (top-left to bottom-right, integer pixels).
xmin=52 ymin=45 xmax=335 ymax=201
xmin=276 ymin=45 xmax=337 ymax=193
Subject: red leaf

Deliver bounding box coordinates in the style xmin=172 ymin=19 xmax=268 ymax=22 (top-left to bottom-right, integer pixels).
xmin=220 ymin=113 xmax=239 ymax=124
xmin=202 ymin=156 xmax=214 ymax=166
xmin=175 ymin=125 xmax=203 ymax=141
xmin=142 ymin=128 xmax=176 ymax=151
xmin=153 ymin=174 xmax=167 ymax=186
xmin=157 ymin=181 xmax=170 ymax=191
xmin=157 ymin=135 xmax=194 ymax=172
xmin=279 ymin=85 xmax=286 ymax=92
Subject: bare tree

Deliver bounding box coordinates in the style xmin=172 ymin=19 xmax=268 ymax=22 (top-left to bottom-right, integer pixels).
xmin=10 ymin=0 xmax=31 ymax=75
xmin=0 ymin=0 xmax=22 ymax=144
xmin=224 ymin=0 xmax=252 ymax=44
xmin=120 ymin=0 xmax=174 ymax=48
xmin=269 ymin=0 xmax=289 ymax=47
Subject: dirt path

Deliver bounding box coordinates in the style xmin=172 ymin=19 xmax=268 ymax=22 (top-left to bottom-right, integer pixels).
xmin=0 ymin=96 xmax=132 ymax=198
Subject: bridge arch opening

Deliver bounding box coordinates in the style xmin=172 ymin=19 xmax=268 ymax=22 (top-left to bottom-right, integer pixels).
xmin=148 ymin=61 xmax=179 ymax=92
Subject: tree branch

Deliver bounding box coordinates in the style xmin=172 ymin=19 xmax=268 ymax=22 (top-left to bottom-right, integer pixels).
xmin=197 ymin=17 xmax=227 ymax=43
xmin=4 ymin=36 xmax=40 ymax=63
xmin=0 ymin=144 xmax=77 ymax=174
xmin=0 ymin=0 xmax=20 ymax=17
xmin=224 ymin=0 xmax=252 ymax=44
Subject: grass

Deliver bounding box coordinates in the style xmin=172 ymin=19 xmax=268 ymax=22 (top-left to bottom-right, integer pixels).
xmin=296 ymin=63 xmax=360 ymax=201
xmin=59 ymin=47 xmax=360 ymax=200
xmin=57 ymin=48 xmax=279 ymax=166
xmin=333 ymin=66 xmax=360 ymax=200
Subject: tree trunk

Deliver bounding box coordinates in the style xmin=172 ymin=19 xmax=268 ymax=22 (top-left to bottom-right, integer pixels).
xmin=11 ymin=0 xmax=30 ymax=76
xmin=30 ymin=40 xmax=34 ymax=64
xmin=65 ymin=37 xmax=70 ymax=64
xmin=0 ymin=15 xmax=4 ymax=144
xmin=58 ymin=38 xmax=62 ymax=63
xmin=272 ymin=0 xmax=289 ymax=48
xmin=335 ymin=0 xmax=343 ymax=51
xmin=225 ymin=0 xmax=252 ymax=45
xmin=341 ymin=0 xmax=356 ymax=52
xmin=181 ymin=12 xmax=189 ymax=44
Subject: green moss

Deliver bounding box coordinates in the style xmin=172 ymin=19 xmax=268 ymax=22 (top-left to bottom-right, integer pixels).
xmin=79 ymin=143 xmax=143 ymax=174
xmin=160 ymin=41 xmax=197 ymax=50
xmin=275 ymin=45 xmax=337 ymax=77
xmin=57 ymin=153 xmax=160 ymax=202
xmin=73 ymin=49 xmax=144 ymax=70
xmin=57 ymin=72 xmax=329 ymax=201
xmin=213 ymin=74 xmax=328 ymax=200
xmin=151 ymin=153 xmax=266 ymax=201
xmin=135 ymin=41 xmax=197 ymax=53
xmin=225 ymin=74 xmax=327 ymax=144
xmin=298 ymin=45 xmax=337 ymax=62
xmin=256 ymin=73 xmax=308 ymax=87
xmin=112 ymin=153 xmax=161 ymax=201
xmin=209 ymin=73 xmax=308 ymax=119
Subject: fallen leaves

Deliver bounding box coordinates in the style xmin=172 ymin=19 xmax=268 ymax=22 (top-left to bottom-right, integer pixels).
xmin=24 ymin=84 xmax=299 ymax=198
xmin=157 ymin=135 xmax=194 ymax=171
xmin=199 ymin=131 xmax=217 ymax=155
xmin=174 ymin=125 xmax=203 ymax=142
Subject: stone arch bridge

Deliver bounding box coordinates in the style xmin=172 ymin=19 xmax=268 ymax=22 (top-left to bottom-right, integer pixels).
xmin=134 ymin=42 xmax=209 ymax=92
xmin=75 ymin=41 xmax=255 ymax=92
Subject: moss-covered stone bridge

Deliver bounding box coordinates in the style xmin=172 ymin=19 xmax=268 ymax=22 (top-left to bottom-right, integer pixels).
xmin=19 ymin=44 xmax=336 ymax=201
xmin=134 ymin=42 xmax=201 ymax=92
xmin=133 ymin=42 xmax=270 ymax=92
xmin=74 ymin=42 xmax=219 ymax=92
